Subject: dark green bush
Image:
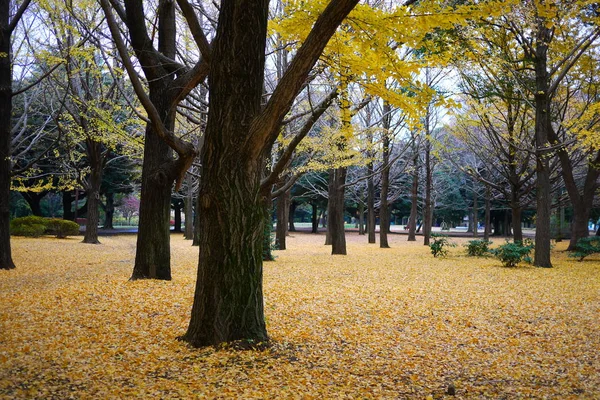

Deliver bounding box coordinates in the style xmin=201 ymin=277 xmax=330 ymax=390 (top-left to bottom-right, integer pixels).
xmin=429 ymin=233 xmax=456 ymax=258
xmin=464 ymin=239 xmax=492 ymax=257
xmin=568 ymin=236 xmax=600 ymax=261
xmin=10 ymin=216 xmax=80 ymax=238
xmin=10 ymin=216 xmax=48 ymax=237
xmin=491 ymin=239 xmax=534 ymax=267
xmin=46 ymin=218 xmax=80 ymax=238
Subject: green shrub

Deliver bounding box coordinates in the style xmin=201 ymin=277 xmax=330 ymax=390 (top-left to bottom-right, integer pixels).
xmin=568 ymin=236 xmax=600 ymax=261
xmin=10 ymin=216 xmax=80 ymax=238
xmin=491 ymin=239 xmax=534 ymax=267
xmin=429 ymin=233 xmax=456 ymax=258
xmin=10 ymin=216 xmax=48 ymax=237
xmin=46 ymin=218 xmax=80 ymax=238
xmin=464 ymin=239 xmax=492 ymax=257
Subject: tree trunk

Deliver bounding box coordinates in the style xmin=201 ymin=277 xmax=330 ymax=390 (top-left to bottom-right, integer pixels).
xmin=183 ymin=160 xmax=269 ymax=346
xmin=182 ymin=0 xmax=271 ymax=346
xmin=366 ymin=130 xmax=376 ymax=243
xmin=82 ymin=140 xmax=104 ymax=244
xmin=311 ymin=201 xmax=318 ymax=233
xmin=512 ymin=206 xmax=523 ymax=242
xmin=379 ymin=106 xmax=391 ymax=248
xmin=0 ymin=2 xmax=13 ymax=269
xmin=329 ymin=167 xmax=347 ymax=255
xmin=407 ymin=148 xmax=418 ymax=242
xmin=358 ymin=202 xmax=365 ymax=235
xmin=275 ymin=189 xmax=289 ymax=250
xmin=181 ymin=0 xmax=359 ymax=347
xmin=62 ymin=191 xmax=74 ymax=221
xmin=472 ymin=186 xmax=478 ymax=238
xmin=484 ymin=187 xmax=491 ymax=241
xmin=423 ymin=120 xmax=433 ymax=246
xmin=103 ymin=192 xmax=115 ymax=229
xmin=192 ymin=206 xmax=200 ymax=246
xmin=173 ymin=199 xmax=183 ymax=233
xmin=533 ymin=24 xmax=553 ymax=268
xmin=83 ymin=190 xmax=101 ymax=244
xmin=288 ymin=200 xmax=296 ymax=232
xmin=184 ymin=196 xmax=194 ymax=240
xmin=21 ymin=192 xmax=46 ymax=216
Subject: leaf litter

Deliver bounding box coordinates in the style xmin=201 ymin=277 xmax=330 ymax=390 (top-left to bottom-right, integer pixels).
xmin=1 ymin=233 xmax=599 ymax=398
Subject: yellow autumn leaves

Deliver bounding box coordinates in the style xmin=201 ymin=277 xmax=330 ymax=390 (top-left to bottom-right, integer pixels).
xmin=1 ymin=233 xmax=599 ymax=398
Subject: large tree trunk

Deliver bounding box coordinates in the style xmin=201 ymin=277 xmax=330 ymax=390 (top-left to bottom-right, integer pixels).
xmin=182 ymin=0 xmax=270 ymax=346
xmin=329 ymin=167 xmax=347 ymax=255
xmin=184 ymin=159 xmax=268 ymax=346
xmin=275 ymin=189 xmax=289 ymax=250
xmin=0 ymin=2 xmax=13 ymax=269
xmin=131 ymin=97 xmax=175 ymax=279
xmin=182 ymin=0 xmax=359 ymax=347
xmin=103 ymin=192 xmax=115 ymax=229
xmin=533 ymin=24 xmax=553 ymax=268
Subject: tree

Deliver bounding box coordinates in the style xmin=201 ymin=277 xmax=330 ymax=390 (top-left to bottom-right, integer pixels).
xmin=101 ymin=0 xmax=203 ymax=279
xmin=0 ymin=0 xmax=32 ymax=270
xmin=178 ymin=0 xmax=361 ymax=347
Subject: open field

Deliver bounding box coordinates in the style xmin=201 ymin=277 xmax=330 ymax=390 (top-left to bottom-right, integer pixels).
xmin=1 ymin=233 xmax=599 ymax=399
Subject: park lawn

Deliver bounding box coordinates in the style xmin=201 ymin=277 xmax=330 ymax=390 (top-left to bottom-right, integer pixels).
xmin=1 ymin=233 xmax=599 ymax=399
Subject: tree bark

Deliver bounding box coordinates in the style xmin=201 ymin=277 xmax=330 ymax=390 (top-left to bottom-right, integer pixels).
xmin=533 ymin=23 xmax=553 ymax=268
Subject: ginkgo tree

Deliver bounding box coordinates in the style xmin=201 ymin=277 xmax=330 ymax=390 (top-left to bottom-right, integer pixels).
xmin=0 ymin=0 xmax=34 ymax=270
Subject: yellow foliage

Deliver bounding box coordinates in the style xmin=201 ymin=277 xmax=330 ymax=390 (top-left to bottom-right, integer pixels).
xmin=1 ymin=234 xmax=599 ymax=398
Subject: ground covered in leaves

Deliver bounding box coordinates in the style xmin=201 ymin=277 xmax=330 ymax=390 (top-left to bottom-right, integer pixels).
xmin=1 ymin=233 xmax=599 ymax=399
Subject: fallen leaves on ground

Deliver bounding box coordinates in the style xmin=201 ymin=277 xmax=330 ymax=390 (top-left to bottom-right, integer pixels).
xmin=1 ymin=233 xmax=599 ymax=399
